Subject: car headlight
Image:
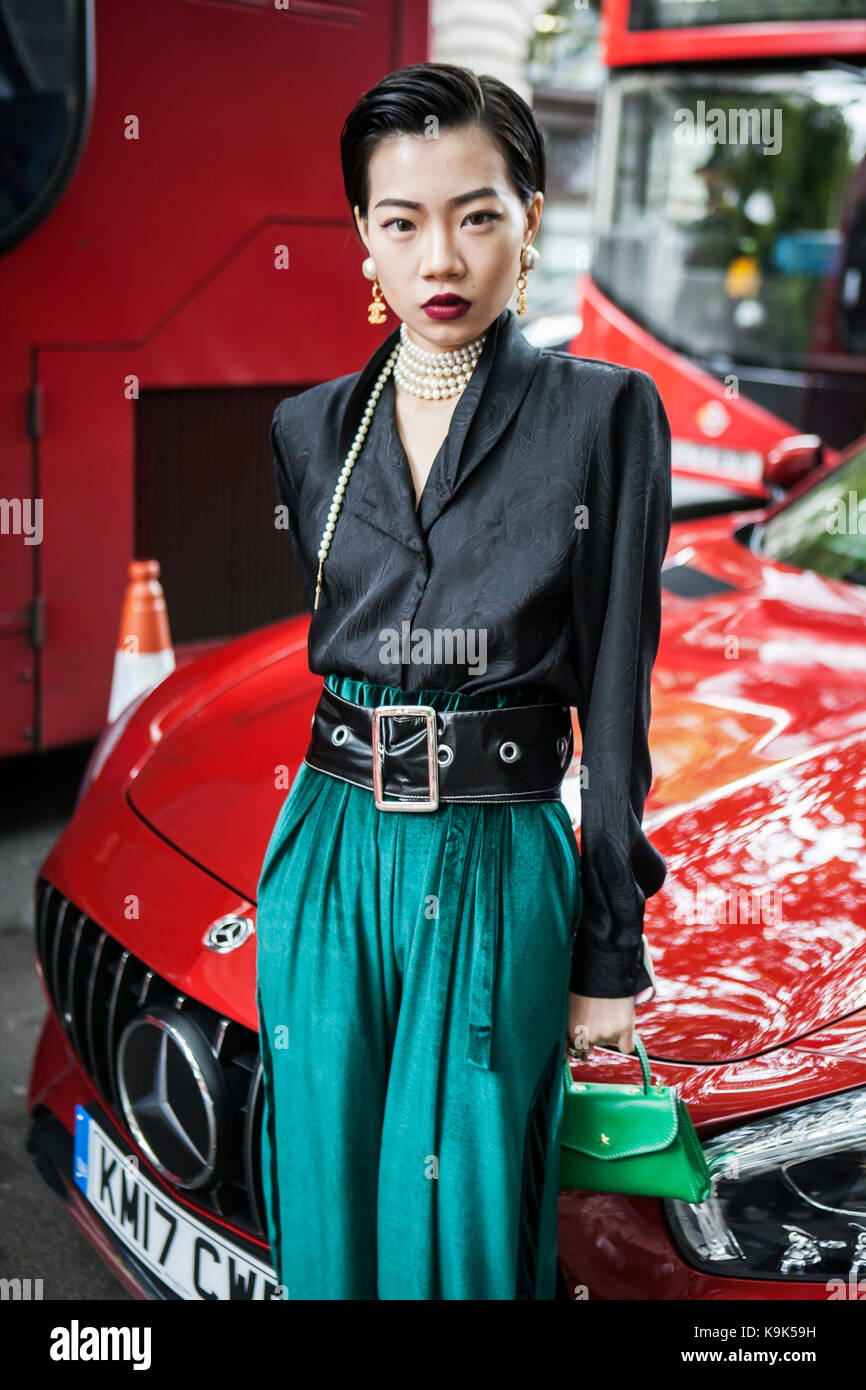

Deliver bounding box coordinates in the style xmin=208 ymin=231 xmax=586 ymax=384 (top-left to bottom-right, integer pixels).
xmin=665 ymin=1087 xmax=866 ymax=1283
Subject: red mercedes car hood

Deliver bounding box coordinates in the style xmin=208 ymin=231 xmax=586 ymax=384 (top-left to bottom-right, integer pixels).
xmin=127 ymin=522 xmax=866 ymax=1062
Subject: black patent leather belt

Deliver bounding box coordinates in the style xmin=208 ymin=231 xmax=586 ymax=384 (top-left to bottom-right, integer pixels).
xmin=303 ymin=684 xmax=574 ymax=810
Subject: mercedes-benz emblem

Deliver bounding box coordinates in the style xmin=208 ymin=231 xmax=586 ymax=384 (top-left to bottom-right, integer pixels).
xmin=204 ymin=914 xmax=254 ymax=953
xmin=116 ymin=1005 xmax=235 ymax=1188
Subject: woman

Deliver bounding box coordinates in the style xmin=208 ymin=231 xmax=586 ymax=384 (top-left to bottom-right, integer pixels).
xmin=256 ymin=62 xmax=671 ymax=1301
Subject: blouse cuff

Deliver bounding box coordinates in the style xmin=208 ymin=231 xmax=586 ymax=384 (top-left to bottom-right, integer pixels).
xmin=569 ymin=933 xmax=658 ymax=1004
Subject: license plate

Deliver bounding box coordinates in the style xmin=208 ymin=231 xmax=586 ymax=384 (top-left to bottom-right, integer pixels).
xmin=74 ymin=1105 xmax=283 ymax=1300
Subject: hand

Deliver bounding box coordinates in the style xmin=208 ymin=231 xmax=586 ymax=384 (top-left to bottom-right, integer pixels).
xmin=563 ymin=990 xmax=635 ymax=1061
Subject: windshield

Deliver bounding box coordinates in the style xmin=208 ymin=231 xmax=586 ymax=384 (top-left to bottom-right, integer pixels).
xmin=757 ymin=443 xmax=866 ymax=580
xmin=593 ymin=64 xmax=866 ymax=373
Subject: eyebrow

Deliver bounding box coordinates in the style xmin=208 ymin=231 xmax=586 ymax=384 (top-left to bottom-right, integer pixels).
xmin=372 ymin=186 xmax=502 ymax=211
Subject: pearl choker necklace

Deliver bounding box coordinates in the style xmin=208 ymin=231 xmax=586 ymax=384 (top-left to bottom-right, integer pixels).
xmin=312 ymin=321 xmax=488 ymax=608
xmin=393 ymin=321 xmax=487 ymax=400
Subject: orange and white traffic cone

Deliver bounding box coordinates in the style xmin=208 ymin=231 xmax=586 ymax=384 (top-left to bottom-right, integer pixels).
xmin=107 ymin=559 xmax=175 ymax=723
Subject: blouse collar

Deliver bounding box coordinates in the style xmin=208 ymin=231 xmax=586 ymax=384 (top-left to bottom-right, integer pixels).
xmin=336 ymin=305 xmax=543 ymax=551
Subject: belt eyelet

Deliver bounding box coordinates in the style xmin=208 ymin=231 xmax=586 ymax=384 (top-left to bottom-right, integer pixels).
xmin=331 ymin=724 xmax=350 ymax=746
xmin=499 ymin=740 xmax=521 ymax=763
xmin=437 ymin=744 xmax=454 ymax=767
xmin=556 ymin=735 xmax=568 ymax=759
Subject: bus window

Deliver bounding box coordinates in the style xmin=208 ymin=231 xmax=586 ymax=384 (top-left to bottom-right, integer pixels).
xmin=628 ymin=0 xmax=866 ymax=28
xmin=0 ymin=0 xmax=91 ymax=254
xmin=593 ymin=63 xmax=866 ymax=373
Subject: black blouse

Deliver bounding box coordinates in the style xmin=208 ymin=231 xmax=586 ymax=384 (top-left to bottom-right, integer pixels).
xmin=270 ymin=306 xmax=672 ymax=1000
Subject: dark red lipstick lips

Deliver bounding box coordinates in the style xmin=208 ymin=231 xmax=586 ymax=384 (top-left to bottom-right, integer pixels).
xmin=422 ymin=294 xmax=472 ymax=320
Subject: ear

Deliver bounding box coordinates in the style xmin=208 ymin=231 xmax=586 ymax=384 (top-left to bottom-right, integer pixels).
xmin=353 ymin=203 xmax=370 ymax=250
xmin=525 ymin=191 xmax=544 ymax=245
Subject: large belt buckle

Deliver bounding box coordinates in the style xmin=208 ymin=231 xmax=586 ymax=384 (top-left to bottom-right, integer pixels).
xmin=371 ymin=704 xmax=439 ymax=812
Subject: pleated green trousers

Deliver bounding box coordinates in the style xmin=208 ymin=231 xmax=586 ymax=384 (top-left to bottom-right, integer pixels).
xmin=255 ymin=672 xmax=582 ymax=1300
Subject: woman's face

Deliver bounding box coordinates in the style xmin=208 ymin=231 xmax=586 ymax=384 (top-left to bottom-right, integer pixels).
xmin=354 ymin=123 xmax=542 ymax=354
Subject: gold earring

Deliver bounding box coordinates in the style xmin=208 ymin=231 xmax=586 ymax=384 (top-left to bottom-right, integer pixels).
xmin=516 ymin=244 xmax=539 ymax=315
xmin=367 ymin=277 xmax=387 ymax=325
xmin=362 ymin=255 xmax=387 ymax=324
xmin=515 ymin=268 xmax=528 ymax=315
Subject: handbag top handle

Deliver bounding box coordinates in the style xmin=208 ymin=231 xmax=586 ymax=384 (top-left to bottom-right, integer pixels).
xmin=563 ymin=1031 xmax=653 ymax=1095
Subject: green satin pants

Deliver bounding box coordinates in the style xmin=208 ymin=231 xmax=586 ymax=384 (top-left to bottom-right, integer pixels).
xmin=255 ymin=672 xmax=582 ymax=1300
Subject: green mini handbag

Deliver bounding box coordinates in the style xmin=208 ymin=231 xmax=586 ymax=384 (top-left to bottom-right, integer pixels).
xmin=559 ymin=1032 xmax=712 ymax=1203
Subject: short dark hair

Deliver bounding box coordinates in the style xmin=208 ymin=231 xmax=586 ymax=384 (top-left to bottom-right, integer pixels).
xmin=340 ymin=62 xmax=546 ymax=230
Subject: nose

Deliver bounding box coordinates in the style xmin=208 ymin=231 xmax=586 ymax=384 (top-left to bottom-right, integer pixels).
xmin=418 ymin=221 xmax=463 ymax=281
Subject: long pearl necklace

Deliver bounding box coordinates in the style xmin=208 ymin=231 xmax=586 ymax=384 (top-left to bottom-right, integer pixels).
xmin=313 ymin=324 xmax=487 ymax=610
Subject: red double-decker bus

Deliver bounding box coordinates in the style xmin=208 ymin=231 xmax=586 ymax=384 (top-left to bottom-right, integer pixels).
xmin=573 ymin=0 xmax=866 ymax=512
xmin=0 ymin=0 xmax=427 ymax=757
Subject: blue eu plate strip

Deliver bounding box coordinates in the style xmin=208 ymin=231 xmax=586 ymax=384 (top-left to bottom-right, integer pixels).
xmin=73 ymin=1106 xmax=90 ymax=1194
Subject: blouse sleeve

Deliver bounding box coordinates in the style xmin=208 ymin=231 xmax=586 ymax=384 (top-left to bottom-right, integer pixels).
xmin=568 ymin=367 xmax=672 ymax=998
xmin=271 ymin=399 xmax=315 ymax=612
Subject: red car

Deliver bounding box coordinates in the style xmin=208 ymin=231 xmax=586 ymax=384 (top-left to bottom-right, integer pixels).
xmin=27 ymin=430 xmax=866 ymax=1300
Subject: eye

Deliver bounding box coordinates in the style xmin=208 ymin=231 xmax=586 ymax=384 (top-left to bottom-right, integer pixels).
xmin=381 ymin=218 xmax=415 ymax=233
xmin=463 ymin=210 xmax=502 ymax=226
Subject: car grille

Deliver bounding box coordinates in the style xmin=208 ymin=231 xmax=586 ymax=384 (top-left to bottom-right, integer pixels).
xmin=34 ymin=877 xmax=266 ymax=1238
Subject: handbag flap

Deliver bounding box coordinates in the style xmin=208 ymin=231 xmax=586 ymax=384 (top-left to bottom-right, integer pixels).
xmin=561 ymin=1082 xmax=679 ymax=1160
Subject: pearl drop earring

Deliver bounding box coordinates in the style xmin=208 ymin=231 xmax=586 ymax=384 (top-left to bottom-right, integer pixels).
xmin=361 ymin=256 xmax=386 ymax=324
xmin=516 ymin=243 xmax=540 ymax=315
